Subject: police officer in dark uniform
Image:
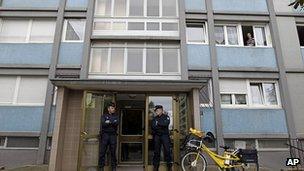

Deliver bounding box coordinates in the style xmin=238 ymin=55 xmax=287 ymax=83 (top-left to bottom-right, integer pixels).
xmin=151 ymin=105 xmax=173 ymax=171
xmin=98 ymin=102 xmax=119 ymax=171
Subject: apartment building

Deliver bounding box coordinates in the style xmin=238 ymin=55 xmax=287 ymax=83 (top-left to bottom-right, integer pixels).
xmin=0 ymin=0 xmax=304 ymax=170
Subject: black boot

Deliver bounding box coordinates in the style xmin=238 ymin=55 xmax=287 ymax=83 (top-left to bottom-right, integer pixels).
xmin=111 ymin=166 xmax=117 ymax=171
xmin=153 ymin=165 xmax=159 ymax=171
xmin=167 ymin=165 xmax=173 ymax=171
xmin=97 ymin=166 xmax=104 ymax=171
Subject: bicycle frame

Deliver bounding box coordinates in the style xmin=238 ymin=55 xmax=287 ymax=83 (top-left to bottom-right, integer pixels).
xmin=189 ymin=139 xmax=243 ymax=169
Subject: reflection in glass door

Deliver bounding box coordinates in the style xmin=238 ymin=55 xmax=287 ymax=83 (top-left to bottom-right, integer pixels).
xmin=145 ymin=95 xmax=179 ymax=171
xmin=78 ymin=92 xmax=114 ymax=171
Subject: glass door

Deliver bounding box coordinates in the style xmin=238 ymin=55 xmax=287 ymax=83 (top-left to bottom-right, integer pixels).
xmin=78 ymin=91 xmax=115 ymax=171
xmin=119 ymin=109 xmax=144 ymax=164
xmin=145 ymin=95 xmax=180 ymax=171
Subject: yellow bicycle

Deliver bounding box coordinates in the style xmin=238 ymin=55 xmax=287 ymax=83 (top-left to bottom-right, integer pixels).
xmin=181 ymin=128 xmax=259 ymax=171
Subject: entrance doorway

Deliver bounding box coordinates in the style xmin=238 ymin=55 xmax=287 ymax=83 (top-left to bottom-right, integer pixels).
xmin=78 ymin=92 xmax=189 ymax=171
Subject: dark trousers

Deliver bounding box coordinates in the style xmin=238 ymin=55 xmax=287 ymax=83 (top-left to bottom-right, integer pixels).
xmin=98 ymin=133 xmax=117 ymax=167
xmin=152 ymin=134 xmax=172 ymax=168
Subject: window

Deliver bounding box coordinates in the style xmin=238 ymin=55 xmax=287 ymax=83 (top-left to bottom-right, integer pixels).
xmin=147 ymin=0 xmax=159 ymax=16
xmin=95 ymin=0 xmax=112 ymax=16
xmin=219 ymin=79 xmax=280 ymax=108
xmin=250 ymin=82 xmax=278 ymax=106
xmin=0 ymin=19 xmax=28 ymax=43
xmin=128 ymin=22 xmax=145 ymax=30
xmin=94 ymin=0 xmax=178 ymax=17
xmin=113 ymin=22 xmax=126 ymax=30
xmin=114 ymin=0 xmax=126 ymax=16
xmin=146 ymin=48 xmax=160 ymax=73
xmin=225 ymin=139 xmax=256 ymax=149
xmin=162 ymin=0 xmax=177 ymax=17
xmin=242 ymin=25 xmax=268 ymax=47
xmin=147 ymin=22 xmax=160 ymax=31
xmin=220 ymin=94 xmax=247 ymax=105
xmin=163 ymin=48 xmax=179 ymax=73
xmin=90 ymin=48 xmax=109 ymax=73
xmin=0 ymin=76 xmax=48 ymax=105
xmin=215 ymin=25 xmax=239 ymax=46
xmin=63 ymin=19 xmax=85 ymax=42
xmin=297 ymin=26 xmax=304 ymax=46
xmin=214 ymin=26 xmax=225 ymax=45
xmin=30 ymin=20 xmax=56 ymax=42
xmin=89 ymin=42 xmax=180 ymax=76
xmin=186 ymin=25 xmax=207 ymax=44
xmin=129 ymin=0 xmax=144 ymax=16
xmin=127 ymin=48 xmax=143 ymax=73
xmin=94 ymin=22 xmax=111 ymax=30
xmin=0 ymin=137 xmax=6 ymax=148
xmin=258 ymin=139 xmax=288 ymax=149
xmin=6 ymin=137 xmax=39 ymax=148
xmin=199 ymin=81 xmax=212 ymax=106
xmin=110 ymin=48 xmax=125 ymax=73
xmin=0 ymin=19 xmax=56 ymax=43
xmin=162 ymin=23 xmax=178 ymax=31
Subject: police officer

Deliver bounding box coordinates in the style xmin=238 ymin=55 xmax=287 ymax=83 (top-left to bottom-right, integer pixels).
xmin=98 ymin=102 xmax=119 ymax=171
xmin=151 ymin=105 xmax=173 ymax=171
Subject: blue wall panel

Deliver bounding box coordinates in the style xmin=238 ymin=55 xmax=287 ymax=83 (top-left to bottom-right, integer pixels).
xmin=185 ymin=0 xmax=205 ymax=11
xmin=0 ymin=43 xmax=52 ymax=65
xmin=58 ymin=42 xmax=83 ymax=66
xmin=66 ymin=0 xmax=87 ymax=8
xmin=1 ymin=0 xmax=59 ymax=8
xmin=200 ymin=107 xmax=215 ymax=133
xmin=187 ymin=44 xmax=211 ymax=69
xmin=221 ymin=109 xmax=288 ymax=134
xmin=213 ymin=0 xmax=268 ymax=12
xmin=0 ymin=106 xmax=44 ymax=132
xmin=217 ymin=47 xmax=277 ymax=68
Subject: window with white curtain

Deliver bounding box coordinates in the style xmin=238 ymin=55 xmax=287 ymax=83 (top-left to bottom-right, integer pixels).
xmin=254 ymin=26 xmax=267 ymax=46
xmin=63 ymin=19 xmax=86 ymax=41
xmin=0 ymin=19 xmax=56 ymax=43
xmin=214 ymin=24 xmax=271 ymax=47
xmin=0 ymin=76 xmax=47 ymax=105
xmin=215 ymin=25 xmax=239 ymax=46
xmin=214 ymin=26 xmax=225 ymax=45
xmin=89 ymin=42 xmax=180 ymax=76
xmin=30 ymin=20 xmax=56 ymax=42
xmin=219 ymin=79 xmax=280 ymax=108
xmin=186 ymin=24 xmax=207 ymax=44
xmin=0 ymin=19 xmax=28 ymax=43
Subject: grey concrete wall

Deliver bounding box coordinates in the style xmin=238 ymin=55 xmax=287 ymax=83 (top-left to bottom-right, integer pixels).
xmin=276 ymin=17 xmax=304 ymax=69
xmin=286 ymin=73 xmax=304 ymax=136
xmin=0 ymin=149 xmax=38 ymax=169
xmin=258 ymin=151 xmax=290 ymax=170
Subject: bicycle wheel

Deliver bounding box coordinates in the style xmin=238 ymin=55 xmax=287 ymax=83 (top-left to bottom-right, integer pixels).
xmin=181 ymin=151 xmax=207 ymax=171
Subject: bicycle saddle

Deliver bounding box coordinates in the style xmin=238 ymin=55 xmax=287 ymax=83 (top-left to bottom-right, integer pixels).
xmin=220 ymin=145 xmax=231 ymax=150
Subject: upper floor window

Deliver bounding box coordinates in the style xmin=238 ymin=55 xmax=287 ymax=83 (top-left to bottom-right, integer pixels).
xmin=297 ymin=25 xmax=304 ymax=47
xmin=186 ymin=23 xmax=208 ymax=44
xmin=89 ymin=42 xmax=181 ymax=79
xmin=0 ymin=19 xmax=56 ymax=43
xmin=0 ymin=76 xmax=48 ymax=105
xmin=219 ymin=79 xmax=280 ymax=108
xmin=95 ymin=0 xmax=178 ymax=17
xmin=214 ymin=24 xmax=271 ymax=47
xmin=62 ymin=19 xmax=86 ymax=42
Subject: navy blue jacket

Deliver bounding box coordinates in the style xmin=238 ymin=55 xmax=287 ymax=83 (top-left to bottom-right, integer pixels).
xmin=151 ymin=114 xmax=170 ymax=135
xmin=100 ymin=113 xmax=119 ymax=135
